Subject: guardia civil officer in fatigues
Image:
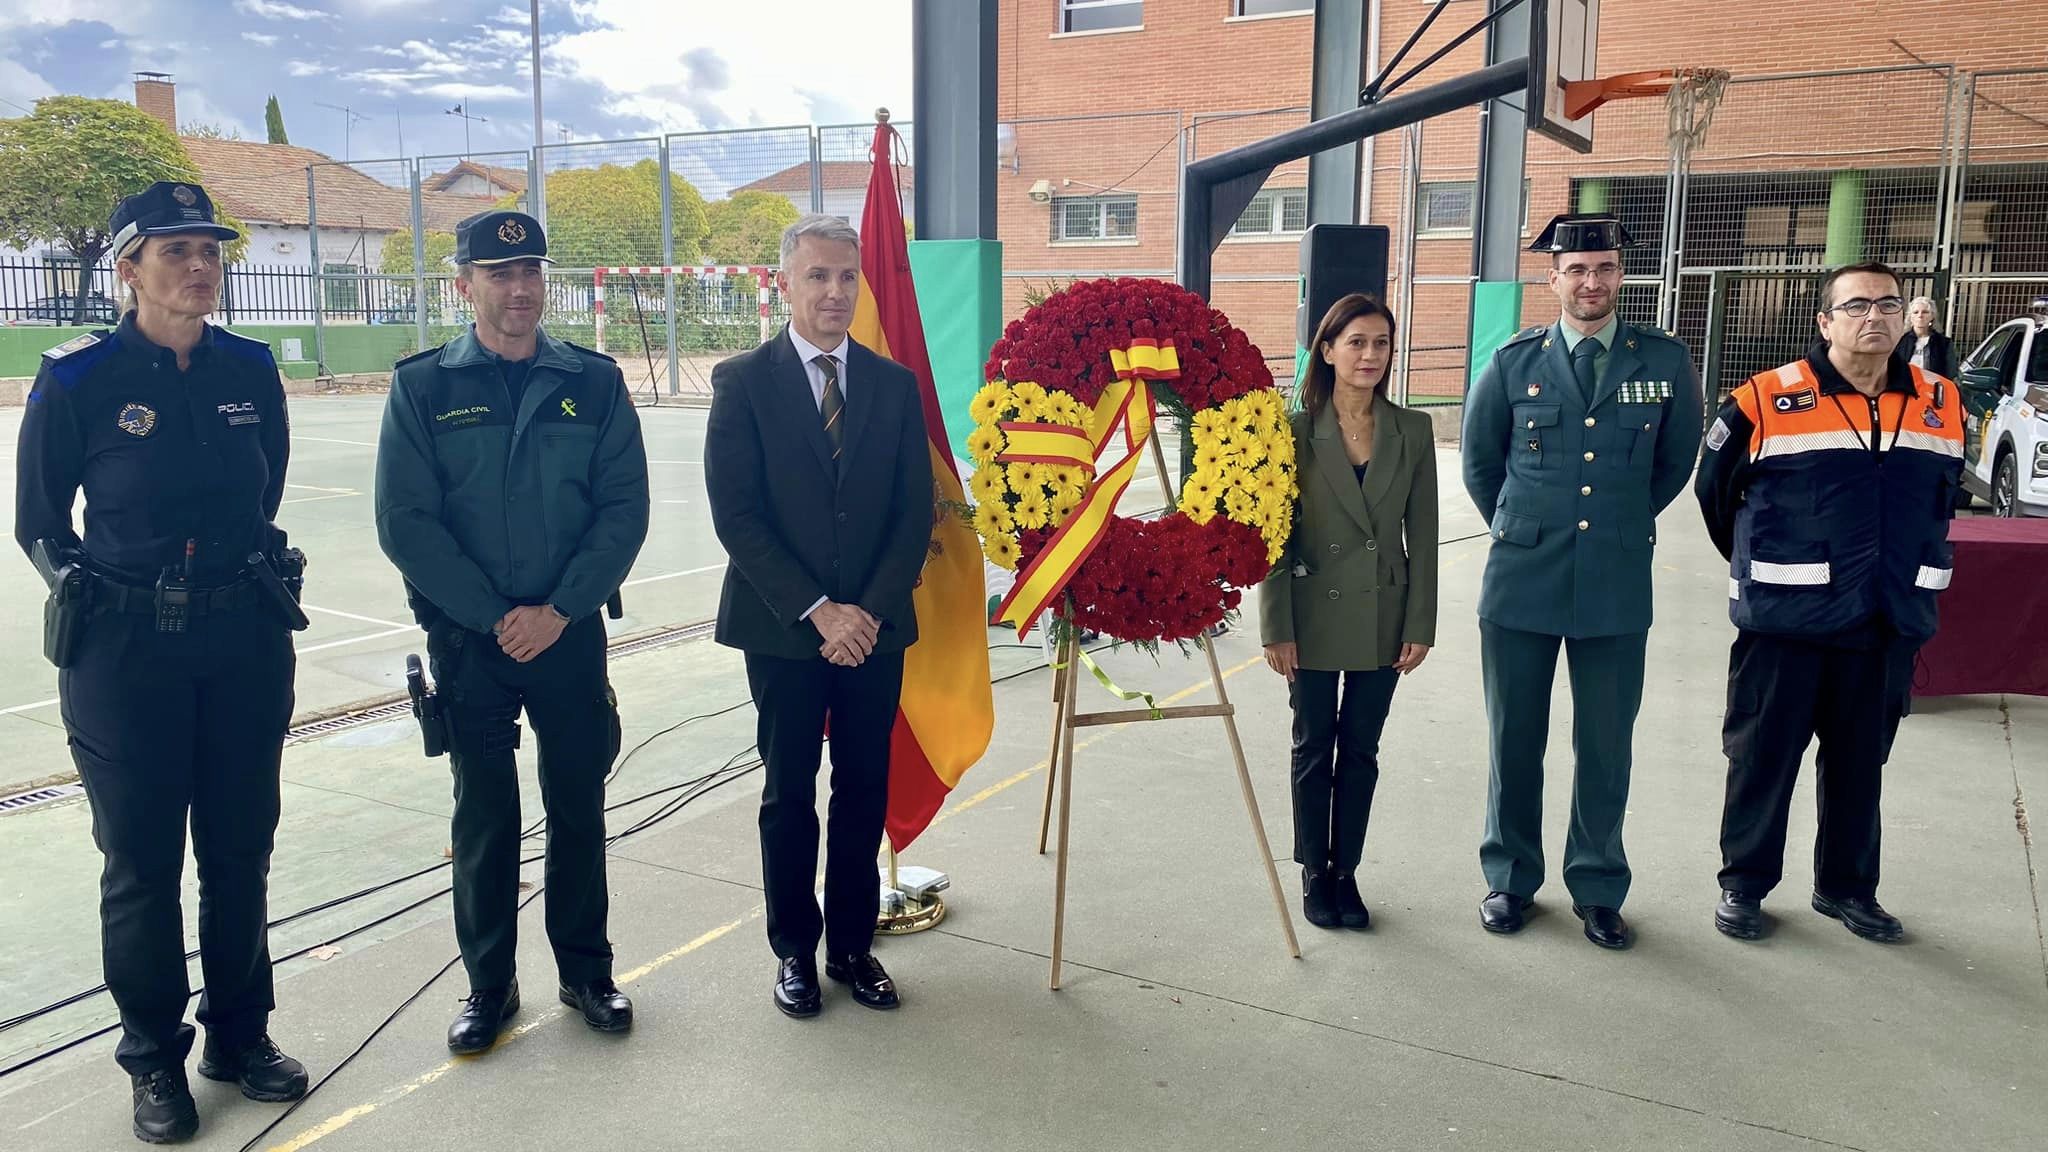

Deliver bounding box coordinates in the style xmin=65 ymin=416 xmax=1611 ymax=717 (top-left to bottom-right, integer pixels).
xmin=1461 ymin=215 xmax=1704 ymax=950
xmin=13 ymin=182 xmax=311 ymax=1144
xmin=1696 ymin=261 xmax=1962 ymax=945
xmin=374 ymin=211 xmax=650 ymax=1053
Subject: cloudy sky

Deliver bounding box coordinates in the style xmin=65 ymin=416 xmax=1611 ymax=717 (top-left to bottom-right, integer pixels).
xmin=0 ymin=0 xmax=914 ymax=174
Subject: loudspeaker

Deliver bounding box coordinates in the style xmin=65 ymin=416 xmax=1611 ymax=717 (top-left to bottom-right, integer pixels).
xmin=1297 ymin=224 xmax=1391 ymax=347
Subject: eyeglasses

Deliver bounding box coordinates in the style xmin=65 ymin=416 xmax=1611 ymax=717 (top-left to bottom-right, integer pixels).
xmin=1824 ymin=296 xmax=1905 ymax=318
xmin=1558 ymin=262 xmax=1623 ymax=281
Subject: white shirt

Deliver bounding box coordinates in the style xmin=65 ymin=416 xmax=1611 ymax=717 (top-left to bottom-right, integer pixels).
xmin=787 ymin=326 xmax=849 ymax=623
xmin=1910 ymin=335 xmax=1929 ymax=369
xmin=788 ymin=326 xmax=850 ymax=412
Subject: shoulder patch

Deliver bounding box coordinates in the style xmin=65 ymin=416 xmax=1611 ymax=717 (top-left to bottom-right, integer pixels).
xmin=1705 ymin=417 xmax=1731 ymax=451
xmin=41 ymin=332 xmax=103 ymax=361
xmin=563 ymin=340 xmax=617 ymax=366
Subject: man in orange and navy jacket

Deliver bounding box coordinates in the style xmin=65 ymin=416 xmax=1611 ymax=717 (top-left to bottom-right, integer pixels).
xmin=1696 ymin=260 xmax=1964 ymax=947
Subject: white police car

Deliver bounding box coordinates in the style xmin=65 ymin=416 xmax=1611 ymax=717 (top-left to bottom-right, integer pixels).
xmin=1957 ymin=296 xmax=2048 ymax=517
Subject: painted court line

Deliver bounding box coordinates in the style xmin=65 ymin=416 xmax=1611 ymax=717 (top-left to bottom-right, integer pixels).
xmin=255 ymin=653 xmax=1259 ymax=1150
xmin=305 ymin=605 xmax=413 ymax=630
xmin=291 ymin=436 xmax=379 ymax=448
xmin=620 ymin=562 xmax=726 ymax=589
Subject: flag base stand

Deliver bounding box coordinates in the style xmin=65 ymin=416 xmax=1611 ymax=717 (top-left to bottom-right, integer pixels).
xmin=876 ymin=848 xmax=949 ymax=935
xmin=1035 ymin=432 xmax=1301 ymax=990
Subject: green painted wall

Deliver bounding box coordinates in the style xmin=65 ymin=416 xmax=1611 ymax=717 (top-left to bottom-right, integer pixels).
xmin=1576 ymin=179 xmax=1610 ymax=214
xmin=907 ymin=238 xmax=1002 ymax=458
xmin=1 ymin=323 xmax=427 ymax=380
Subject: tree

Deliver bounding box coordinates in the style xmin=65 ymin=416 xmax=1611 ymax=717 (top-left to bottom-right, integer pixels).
xmin=378 ymin=229 xmax=457 ymax=274
xmin=0 ymin=96 xmax=250 ymax=323
xmin=264 ymin=96 xmax=288 ymax=145
xmin=181 ymin=121 xmax=243 ymax=141
xmin=704 ymin=190 xmax=798 ymax=265
xmin=500 ymin=160 xmax=709 ymax=268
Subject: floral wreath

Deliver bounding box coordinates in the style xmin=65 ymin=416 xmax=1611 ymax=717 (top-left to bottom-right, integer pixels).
xmin=965 ymin=278 xmax=1296 ymax=645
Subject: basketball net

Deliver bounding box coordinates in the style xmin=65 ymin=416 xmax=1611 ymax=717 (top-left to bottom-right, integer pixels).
xmin=1665 ymin=67 xmax=1732 ymax=158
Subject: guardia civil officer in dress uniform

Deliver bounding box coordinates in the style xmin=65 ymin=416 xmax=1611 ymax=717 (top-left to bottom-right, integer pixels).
xmin=1461 ymin=214 xmax=1704 ymax=950
xmin=13 ymin=182 xmax=310 ymax=1144
xmin=374 ymin=211 xmax=650 ymax=1053
xmin=1696 ymin=262 xmax=1962 ymax=944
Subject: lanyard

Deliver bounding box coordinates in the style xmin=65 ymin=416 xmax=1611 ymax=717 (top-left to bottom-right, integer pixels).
xmin=1828 ymin=388 xmax=1906 ymax=457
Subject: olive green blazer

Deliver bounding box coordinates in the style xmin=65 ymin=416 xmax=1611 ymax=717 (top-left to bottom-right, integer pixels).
xmin=1258 ymin=395 xmax=1439 ymax=671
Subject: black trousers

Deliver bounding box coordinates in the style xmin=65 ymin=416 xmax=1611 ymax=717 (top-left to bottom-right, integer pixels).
xmin=429 ymin=613 xmax=615 ymax=991
xmin=745 ymin=650 xmax=903 ymax=960
xmin=1717 ymin=630 xmax=1919 ymax=900
xmin=61 ymin=608 xmax=294 ymax=1075
xmin=1287 ymin=668 xmax=1400 ymax=874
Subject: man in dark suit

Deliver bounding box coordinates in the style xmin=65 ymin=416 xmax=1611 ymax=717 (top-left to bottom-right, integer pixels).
xmin=704 ymin=214 xmax=933 ymax=1018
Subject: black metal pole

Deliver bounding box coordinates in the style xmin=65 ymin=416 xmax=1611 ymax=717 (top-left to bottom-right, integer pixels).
xmin=1179 ymin=57 xmax=1530 ymax=300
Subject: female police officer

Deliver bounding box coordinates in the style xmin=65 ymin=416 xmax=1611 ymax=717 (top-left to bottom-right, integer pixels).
xmin=13 ymin=182 xmax=308 ymax=1144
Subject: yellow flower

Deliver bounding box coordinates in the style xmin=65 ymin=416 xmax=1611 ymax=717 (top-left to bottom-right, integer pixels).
xmin=1053 ymin=394 xmax=1091 ymax=426
xmin=972 ymin=500 xmax=1011 ymax=540
xmin=1235 ymin=435 xmax=1268 ymax=466
xmin=1050 ymin=485 xmax=1083 ymax=522
xmin=1223 ymin=486 xmax=1256 ymax=521
xmin=1016 ymin=397 xmax=1051 ymax=424
xmin=1252 ymin=468 xmax=1286 ymax=499
xmin=966 ymin=425 xmax=1006 ymax=465
xmin=985 ymin=533 xmax=1021 ymax=571
xmin=1054 ymin=464 xmax=1088 ymax=489
xmin=1213 ymin=463 xmax=1247 ymax=494
xmin=1184 ymin=502 xmax=1217 ymax=526
xmin=1192 ymin=440 xmax=1226 ymax=473
xmin=969 ymin=383 xmax=1011 ymax=425
xmin=1006 ymin=462 xmax=1036 ymax=492
xmin=1181 ymin=473 xmax=1222 ymax=512
xmin=1192 ymin=408 xmax=1232 ymax=437
xmin=969 ymin=465 xmax=1008 ymax=504
xmin=1010 ymin=381 xmax=1049 ymax=411
xmin=1015 ymin=489 xmax=1052 ymax=530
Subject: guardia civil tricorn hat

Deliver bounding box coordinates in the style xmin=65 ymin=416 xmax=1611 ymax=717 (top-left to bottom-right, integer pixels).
xmin=1528 ymin=213 xmax=1638 ymax=254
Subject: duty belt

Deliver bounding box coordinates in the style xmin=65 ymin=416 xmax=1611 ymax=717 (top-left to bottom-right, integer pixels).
xmin=91 ymin=575 xmax=266 ymax=617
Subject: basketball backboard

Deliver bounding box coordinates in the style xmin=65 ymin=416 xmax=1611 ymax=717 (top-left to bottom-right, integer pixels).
xmin=1529 ymin=0 xmax=1601 ymax=154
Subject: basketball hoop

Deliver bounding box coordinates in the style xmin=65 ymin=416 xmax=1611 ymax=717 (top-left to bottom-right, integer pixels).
xmin=1563 ymin=66 xmax=1732 ymax=152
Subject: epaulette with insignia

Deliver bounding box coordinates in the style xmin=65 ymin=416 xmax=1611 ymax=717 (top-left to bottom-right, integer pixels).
xmin=1501 ymin=325 xmax=1547 ymax=348
xmin=41 ymin=332 xmax=104 ymax=361
xmin=565 ymin=340 xmax=617 ymax=365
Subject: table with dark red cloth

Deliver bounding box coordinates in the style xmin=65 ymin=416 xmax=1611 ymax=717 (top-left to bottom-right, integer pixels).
xmin=1914 ymin=517 xmax=2048 ymax=697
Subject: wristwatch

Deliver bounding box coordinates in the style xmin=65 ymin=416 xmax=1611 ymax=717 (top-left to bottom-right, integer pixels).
xmin=547 ymin=604 xmax=570 ymax=622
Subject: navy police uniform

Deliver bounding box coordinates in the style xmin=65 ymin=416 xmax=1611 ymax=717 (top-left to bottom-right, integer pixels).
xmin=1461 ymin=215 xmax=1704 ymax=929
xmin=11 ymin=183 xmax=307 ymax=1123
xmin=374 ymin=211 xmax=649 ymax=1033
xmin=1696 ymin=343 xmax=1962 ymax=929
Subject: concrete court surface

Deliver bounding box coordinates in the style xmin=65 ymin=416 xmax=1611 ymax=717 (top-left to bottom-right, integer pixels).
xmin=0 ymin=446 xmax=2043 ymax=1152
xmin=0 ymin=393 xmax=1178 ymax=794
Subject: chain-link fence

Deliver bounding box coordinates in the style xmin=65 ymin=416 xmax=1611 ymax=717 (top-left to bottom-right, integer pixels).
xmin=1953 ymin=67 xmax=2048 ymax=360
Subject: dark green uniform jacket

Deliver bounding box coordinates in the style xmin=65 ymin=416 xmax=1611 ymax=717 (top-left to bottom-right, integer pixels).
xmin=375 ymin=327 xmax=649 ymax=634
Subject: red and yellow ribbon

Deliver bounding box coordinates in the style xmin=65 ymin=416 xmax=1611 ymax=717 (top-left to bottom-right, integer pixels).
xmin=993 ymin=342 xmax=1179 ymax=633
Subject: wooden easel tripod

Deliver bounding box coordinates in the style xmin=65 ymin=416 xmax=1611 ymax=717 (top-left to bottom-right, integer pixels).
xmin=1032 ymin=429 xmax=1300 ymax=989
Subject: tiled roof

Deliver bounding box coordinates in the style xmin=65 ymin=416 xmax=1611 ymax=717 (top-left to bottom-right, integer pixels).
xmin=735 ymin=160 xmax=914 ymax=196
xmin=423 ymin=160 xmax=529 ymax=196
xmin=179 ymin=137 xmax=495 ymax=234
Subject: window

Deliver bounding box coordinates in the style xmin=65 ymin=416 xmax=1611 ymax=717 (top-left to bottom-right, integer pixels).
xmin=322 ymin=262 xmax=361 ymax=313
xmin=2026 ymin=329 xmax=2048 ymax=389
xmin=1051 ymin=195 xmax=1138 ymax=243
xmin=1235 ymin=0 xmax=1311 ymax=15
xmin=1229 ymin=188 xmax=1307 ymax=238
xmin=1418 ymin=180 xmax=1531 ymax=235
xmin=1061 ymin=0 xmax=1140 ymax=33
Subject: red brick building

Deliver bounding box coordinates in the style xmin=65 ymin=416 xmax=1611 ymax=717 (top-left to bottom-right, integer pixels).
xmin=994 ymin=0 xmax=2046 ymax=398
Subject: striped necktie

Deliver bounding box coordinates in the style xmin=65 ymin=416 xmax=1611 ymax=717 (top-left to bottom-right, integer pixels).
xmin=815 ymin=353 xmax=844 ymax=458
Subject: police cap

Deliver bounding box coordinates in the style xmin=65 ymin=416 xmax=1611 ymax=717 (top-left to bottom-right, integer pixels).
xmin=454 ymin=211 xmax=553 ymax=266
xmin=1528 ymin=213 xmax=1638 ymax=255
xmin=109 ymin=181 xmax=239 ymax=260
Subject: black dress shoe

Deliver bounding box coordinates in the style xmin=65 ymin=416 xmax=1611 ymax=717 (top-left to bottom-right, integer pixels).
xmin=446 ymin=981 xmax=520 ymax=1054
xmin=1479 ymin=890 xmax=1528 ymax=934
xmin=1331 ymin=873 xmax=1371 ymax=930
xmin=1714 ymin=890 xmax=1765 ymax=940
xmin=197 ymin=1034 xmax=308 ymax=1102
xmin=1573 ymin=904 xmax=1632 ymax=950
xmin=774 ymin=956 xmax=823 ymax=1018
xmin=1301 ymin=868 xmax=1338 ymax=928
xmin=1812 ymin=892 xmax=1904 ymax=942
xmin=130 ymin=1066 xmax=199 ymax=1144
xmin=825 ymin=952 xmax=901 ymax=1010
xmin=559 ymin=979 xmax=633 ymax=1032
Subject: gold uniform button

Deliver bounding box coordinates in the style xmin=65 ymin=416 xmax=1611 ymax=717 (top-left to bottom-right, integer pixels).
xmin=1577 ymin=520 xmax=1590 ymax=531
xmin=1580 ymin=485 xmax=1592 ymax=496
xmin=1584 ymin=416 xmax=1597 ymax=427
xmin=1583 ymin=451 xmax=1596 ymax=462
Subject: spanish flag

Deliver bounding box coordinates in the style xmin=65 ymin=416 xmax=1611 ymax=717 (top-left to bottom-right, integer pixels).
xmin=849 ymin=119 xmax=994 ymax=851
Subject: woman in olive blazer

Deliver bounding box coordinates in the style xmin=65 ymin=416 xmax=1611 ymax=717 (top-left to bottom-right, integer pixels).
xmin=1260 ymin=293 xmax=1439 ymax=931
